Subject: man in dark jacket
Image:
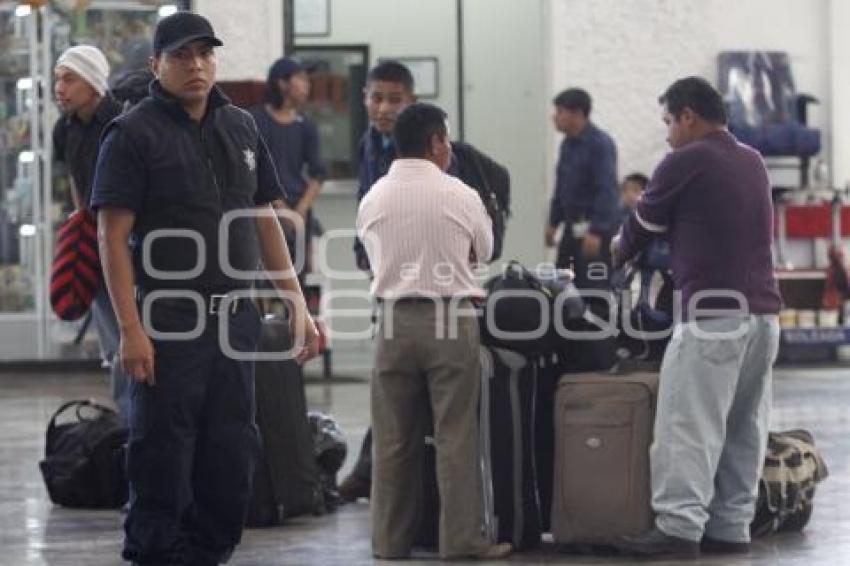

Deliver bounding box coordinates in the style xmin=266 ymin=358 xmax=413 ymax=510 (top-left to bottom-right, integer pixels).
xmin=353 ymin=60 xmax=417 ymax=270
xmin=90 ymin=13 xmax=319 ymax=564
xmin=53 ymin=45 xmax=128 ymax=421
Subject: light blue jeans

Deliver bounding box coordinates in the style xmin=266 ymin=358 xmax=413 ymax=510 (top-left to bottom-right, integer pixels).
xmin=651 ymin=315 xmax=780 ymax=543
xmin=92 ymin=285 xmax=131 ymax=426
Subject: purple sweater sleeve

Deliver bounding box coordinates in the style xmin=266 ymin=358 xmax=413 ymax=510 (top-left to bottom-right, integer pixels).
xmin=618 ymin=148 xmax=701 ymax=260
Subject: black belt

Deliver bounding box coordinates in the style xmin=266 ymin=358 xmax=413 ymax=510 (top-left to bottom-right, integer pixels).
xmin=135 ymin=288 xmax=246 ymax=315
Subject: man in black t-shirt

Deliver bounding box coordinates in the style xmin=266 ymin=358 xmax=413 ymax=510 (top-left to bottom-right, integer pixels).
xmin=52 ymin=45 xmax=128 ymax=421
xmin=251 ymin=57 xmax=326 ymax=278
xmin=53 ymin=45 xmax=121 ymax=210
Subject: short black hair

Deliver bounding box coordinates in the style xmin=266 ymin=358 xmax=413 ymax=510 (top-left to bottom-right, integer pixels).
xmin=393 ymin=103 xmax=448 ymax=158
xmin=553 ymin=88 xmax=592 ymax=117
xmin=624 ymin=172 xmax=649 ymax=189
xmin=367 ymin=60 xmax=414 ymax=93
xmin=659 ymin=76 xmax=727 ymax=124
xmin=265 ymin=77 xmax=286 ymax=108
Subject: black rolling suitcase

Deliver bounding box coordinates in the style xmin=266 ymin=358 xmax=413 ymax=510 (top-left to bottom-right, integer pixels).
xmin=533 ymin=352 xmax=563 ymax=533
xmin=481 ymin=346 xmax=542 ymax=549
xmin=416 ymin=345 xmax=542 ymax=550
xmin=246 ymin=315 xmax=323 ymax=527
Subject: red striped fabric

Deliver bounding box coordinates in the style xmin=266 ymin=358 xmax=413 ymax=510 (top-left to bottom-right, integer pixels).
xmin=50 ymin=210 xmax=102 ymax=321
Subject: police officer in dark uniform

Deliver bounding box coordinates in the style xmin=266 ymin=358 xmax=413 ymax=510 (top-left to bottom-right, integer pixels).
xmin=90 ymin=12 xmax=319 ymax=565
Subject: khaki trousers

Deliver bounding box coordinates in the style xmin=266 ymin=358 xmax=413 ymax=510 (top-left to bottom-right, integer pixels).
xmin=370 ymin=300 xmax=489 ymax=559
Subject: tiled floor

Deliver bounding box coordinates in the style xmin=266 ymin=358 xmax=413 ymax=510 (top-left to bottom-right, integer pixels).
xmin=0 ymin=366 xmax=846 ymax=565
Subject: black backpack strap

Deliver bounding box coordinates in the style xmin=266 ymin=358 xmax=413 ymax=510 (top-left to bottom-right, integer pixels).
xmin=73 ymin=310 xmax=94 ymax=345
xmin=46 ymin=399 xmax=117 ymax=441
xmin=503 ymin=260 xmax=545 ymax=292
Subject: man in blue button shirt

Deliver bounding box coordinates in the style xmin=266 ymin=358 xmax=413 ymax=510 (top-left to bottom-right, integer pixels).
xmin=545 ymin=88 xmax=619 ymax=289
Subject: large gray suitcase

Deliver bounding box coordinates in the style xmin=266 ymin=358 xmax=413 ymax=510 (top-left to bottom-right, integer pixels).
xmin=550 ymin=371 xmax=658 ymax=544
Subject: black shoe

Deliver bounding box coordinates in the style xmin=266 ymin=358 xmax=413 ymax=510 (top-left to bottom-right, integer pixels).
xmin=700 ymin=535 xmax=750 ymax=554
xmin=615 ymin=528 xmax=700 ymax=559
xmin=338 ymin=473 xmax=371 ymax=503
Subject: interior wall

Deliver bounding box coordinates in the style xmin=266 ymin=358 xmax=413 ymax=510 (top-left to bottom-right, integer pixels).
xmin=549 ymin=0 xmax=830 ymax=187
xmin=463 ymin=0 xmax=550 ymax=266
xmin=829 ymin=0 xmax=850 ymax=188
xmin=297 ymin=0 xmax=460 ymax=131
xmin=175 ymin=0 xmax=835 ymax=367
xmin=193 ymin=0 xmax=284 ymax=81
xmin=289 ymin=1 xmax=462 ymax=360
xmin=302 ymin=0 xmax=549 ymax=266
xmin=302 ymin=0 xmax=550 ymax=360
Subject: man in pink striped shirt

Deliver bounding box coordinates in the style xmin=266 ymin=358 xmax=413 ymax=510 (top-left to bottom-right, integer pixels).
xmin=356 ymin=103 xmax=510 ymax=560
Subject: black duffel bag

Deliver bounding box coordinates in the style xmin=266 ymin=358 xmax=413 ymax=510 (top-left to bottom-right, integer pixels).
xmin=480 ymin=260 xmax=584 ymax=356
xmin=39 ymin=399 xmax=128 ymax=509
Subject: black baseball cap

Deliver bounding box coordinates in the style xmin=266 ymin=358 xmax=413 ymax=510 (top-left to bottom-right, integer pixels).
xmin=153 ymin=12 xmax=223 ymax=54
xmin=267 ymin=57 xmax=316 ymax=83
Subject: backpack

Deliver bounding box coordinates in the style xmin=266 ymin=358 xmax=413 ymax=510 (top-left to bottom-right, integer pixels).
xmin=451 ymin=142 xmax=511 ymax=262
xmin=751 ymin=429 xmax=828 ymax=537
xmin=612 ymin=242 xmax=675 ymax=364
xmin=109 ymin=67 xmax=155 ymax=109
xmin=39 ymin=400 xmax=128 ymax=509
xmin=480 ymin=261 xmax=584 ymax=356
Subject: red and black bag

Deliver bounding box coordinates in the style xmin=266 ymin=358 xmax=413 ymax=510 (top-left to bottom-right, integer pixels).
xmin=50 ymin=209 xmax=101 ymax=321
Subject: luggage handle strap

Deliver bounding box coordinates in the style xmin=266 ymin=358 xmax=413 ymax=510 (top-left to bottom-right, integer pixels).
xmin=47 ymin=399 xmax=117 ymax=437
xmin=503 ymin=260 xmax=545 ymax=293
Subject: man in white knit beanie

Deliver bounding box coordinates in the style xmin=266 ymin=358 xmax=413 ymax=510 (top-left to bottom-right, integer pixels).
xmin=54 ymin=44 xmax=117 ymax=208
xmin=53 ymin=44 xmax=130 ymax=425
xmin=55 ymin=45 xmax=110 ymax=98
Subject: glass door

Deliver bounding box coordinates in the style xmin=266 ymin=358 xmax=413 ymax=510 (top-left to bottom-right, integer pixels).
xmin=0 ymin=2 xmax=45 ymax=360
xmin=0 ymin=0 xmax=187 ymax=361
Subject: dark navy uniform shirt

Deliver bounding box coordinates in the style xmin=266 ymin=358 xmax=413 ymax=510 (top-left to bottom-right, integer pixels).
xmin=357 ymin=126 xmax=396 ymax=201
xmin=619 ymin=130 xmax=781 ymax=316
xmin=356 ymin=125 xmax=466 ymax=200
xmin=90 ymin=81 xmax=286 ymax=293
xmin=548 ymin=121 xmax=619 ymax=236
xmin=250 ymin=107 xmax=325 ymax=206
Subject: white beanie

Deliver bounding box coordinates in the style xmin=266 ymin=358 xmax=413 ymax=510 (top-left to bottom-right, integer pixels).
xmin=55 ymin=45 xmax=110 ymax=97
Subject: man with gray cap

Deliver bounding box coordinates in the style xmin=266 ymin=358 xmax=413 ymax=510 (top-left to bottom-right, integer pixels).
xmin=52 ymin=45 xmax=128 ymax=421
xmin=90 ymin=12 xmax=320 ymax=565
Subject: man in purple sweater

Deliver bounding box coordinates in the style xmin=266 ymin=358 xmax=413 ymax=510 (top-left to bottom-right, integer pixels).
xmin=612 ymin=77 xmax=782 ymax=559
